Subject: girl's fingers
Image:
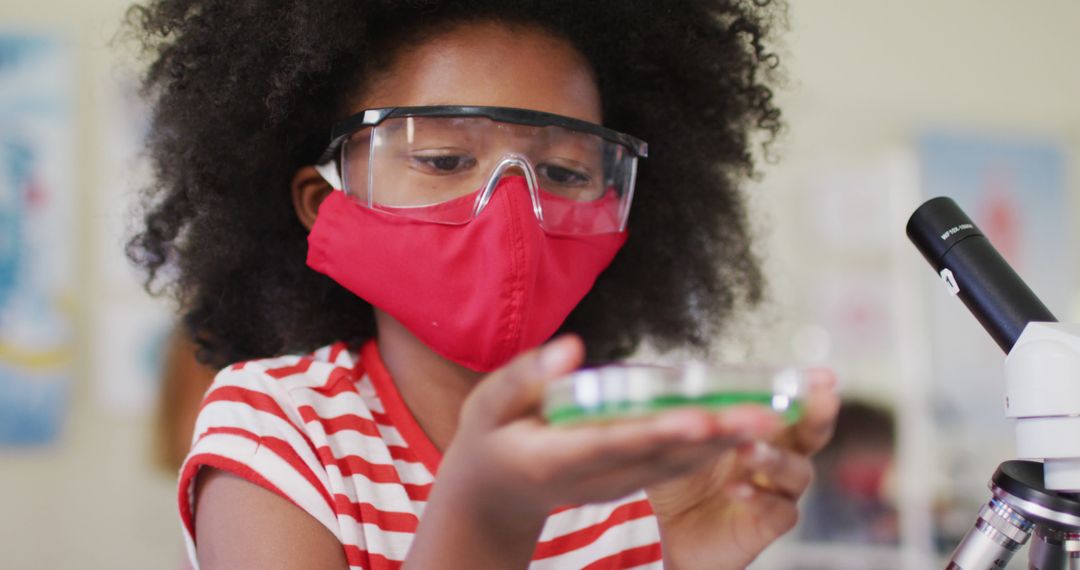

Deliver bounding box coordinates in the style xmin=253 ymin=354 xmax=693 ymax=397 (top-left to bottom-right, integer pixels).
xmin=468 ymin=335 xmax=584 ymax=427
xmin=735 ymin=442 xmax=814 ymax=500
xmin=633 ymin=407 xmax=786 ymax=481
xmin=724 ymin=486 xmax=801 ymax=538
xmin=535 ymin=407 xmax=719 ymax=475
xmin=571 ymin=441 xmax=729 ymax=502
xmin=539 ymin=405 xmax=782 ymax=477
xmin=776 ymin=369 xmax=839 ymax=455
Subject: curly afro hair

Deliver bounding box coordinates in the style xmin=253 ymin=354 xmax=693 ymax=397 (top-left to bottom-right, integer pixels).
xmin=125 ymin=0 xmax=784 ymax=369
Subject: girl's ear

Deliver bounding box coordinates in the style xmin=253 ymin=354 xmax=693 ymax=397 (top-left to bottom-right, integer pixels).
xmin=292 ymin=166 xmax=334 ymax=231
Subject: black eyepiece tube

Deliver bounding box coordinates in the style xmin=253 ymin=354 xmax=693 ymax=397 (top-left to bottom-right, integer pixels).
xmin=906 ymin=196 xmax=1056 ymax=354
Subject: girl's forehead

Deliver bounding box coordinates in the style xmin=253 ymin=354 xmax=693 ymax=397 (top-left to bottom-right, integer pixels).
xmin=357 ymin=22 xmax=601 ymax=125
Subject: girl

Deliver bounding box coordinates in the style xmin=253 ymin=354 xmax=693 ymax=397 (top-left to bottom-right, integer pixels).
xmin=126 ymin=1 xmax=839 ymax=568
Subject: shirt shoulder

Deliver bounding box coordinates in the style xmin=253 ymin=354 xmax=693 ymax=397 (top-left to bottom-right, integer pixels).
xmin=222 ymin=341 xmax=362 ymax=395
xmin=191 ymin=341 xmax=370 ymax=455
xmin=179 ymin=341 xmax=376 ymax=568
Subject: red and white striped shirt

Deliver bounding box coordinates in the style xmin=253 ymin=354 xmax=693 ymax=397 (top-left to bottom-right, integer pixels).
xmin=179 ymin=340 xmax=663 ymax=569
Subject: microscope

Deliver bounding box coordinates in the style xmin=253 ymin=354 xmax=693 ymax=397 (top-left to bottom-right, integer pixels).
xmin=907 ymin=197 xmax=1080 ymax=569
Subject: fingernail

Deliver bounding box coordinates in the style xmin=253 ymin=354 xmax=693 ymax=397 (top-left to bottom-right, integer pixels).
xmin=752 ymin=441 xmax=779 ymax=464
xmin=727 ymin=484 xmax=756 ymax=500
xmin=540 ymin=340 xmax=571 ymax=374
xmin=807 ymin=369 xmax=837 ymax=390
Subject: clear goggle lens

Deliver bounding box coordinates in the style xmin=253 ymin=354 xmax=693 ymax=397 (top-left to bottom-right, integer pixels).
xmin=339 ymin=116 xmax=639 ymax=235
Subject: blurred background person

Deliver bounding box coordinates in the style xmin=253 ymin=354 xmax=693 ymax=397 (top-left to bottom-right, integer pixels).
xmin=801 ymin=401 xmax=898 ymax=545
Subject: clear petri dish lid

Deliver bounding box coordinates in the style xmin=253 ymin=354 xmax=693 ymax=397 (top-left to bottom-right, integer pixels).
xmin=543 ymin=362 xmax=807 ymax=425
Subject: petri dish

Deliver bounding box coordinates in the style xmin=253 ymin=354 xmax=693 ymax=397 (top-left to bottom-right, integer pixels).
xmin=543 ymin=362 xmax=806 ymax=425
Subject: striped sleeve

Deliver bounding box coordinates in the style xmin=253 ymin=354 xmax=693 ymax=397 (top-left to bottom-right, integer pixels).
xmin=531 ymin=494 xmax=663 ymax=569
xmin=178 ymin=363 xmax=344 ymax=568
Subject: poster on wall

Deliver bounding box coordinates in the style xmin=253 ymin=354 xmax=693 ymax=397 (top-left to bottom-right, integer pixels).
xmin=918 ymin=130 xmax=1070 ymax=548
xmin=0 ymin=35 xmax=74 ymax=446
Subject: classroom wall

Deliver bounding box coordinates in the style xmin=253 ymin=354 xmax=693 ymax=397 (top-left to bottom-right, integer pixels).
xmin=0 ymin=1 xmax=1077 ymax=568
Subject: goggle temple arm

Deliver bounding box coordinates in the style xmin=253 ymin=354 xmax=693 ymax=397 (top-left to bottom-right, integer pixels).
xmin=314 ymin=160 xmax=344 ymax=191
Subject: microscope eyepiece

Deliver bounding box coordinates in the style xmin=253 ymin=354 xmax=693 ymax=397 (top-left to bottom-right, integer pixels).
xmin=906 ymin=196 xmax=1056 ymax=353
xmin=907 ymin=196 xmax=983 ymax=266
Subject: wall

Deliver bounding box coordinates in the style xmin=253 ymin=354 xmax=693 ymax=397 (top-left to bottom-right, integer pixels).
xmin=0 ymin=1 xmax=181 ymax=568
xmin=0 ymin=1 xmax=1077 ymax=568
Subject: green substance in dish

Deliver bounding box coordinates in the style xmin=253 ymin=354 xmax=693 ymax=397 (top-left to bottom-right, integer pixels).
xmin=546 ymin=391 xmax=804 ymax=425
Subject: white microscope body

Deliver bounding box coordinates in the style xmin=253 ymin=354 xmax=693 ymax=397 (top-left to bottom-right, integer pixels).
xmin=1006 ymin=322 xmax=1080 ymax=493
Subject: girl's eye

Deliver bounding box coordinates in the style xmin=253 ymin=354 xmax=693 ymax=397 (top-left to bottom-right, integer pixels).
xmin=538 ymin=163 xmax=591 ymax=187
xmin=409 ymin=152 xmax=477 ymax=175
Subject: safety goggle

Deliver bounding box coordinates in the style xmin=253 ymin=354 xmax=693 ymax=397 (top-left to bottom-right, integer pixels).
xmin=315 ymin=106 xmax=648 ymax=235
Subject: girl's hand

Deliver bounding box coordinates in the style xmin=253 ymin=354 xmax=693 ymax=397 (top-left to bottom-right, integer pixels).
xmin=644 ymin=370 xmax=840 ymax=570
xmin=406 ymin=335 xmax=782 ymax=569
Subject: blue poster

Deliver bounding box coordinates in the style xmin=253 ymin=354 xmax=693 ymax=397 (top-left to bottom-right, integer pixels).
xmin=0 ymin=35 xmax=74 ymax=446
xmin=920 ymin=132 xmax=1070 ymax=418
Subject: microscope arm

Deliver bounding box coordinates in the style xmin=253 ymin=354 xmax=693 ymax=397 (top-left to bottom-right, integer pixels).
xmin=1006 ymin=323 xmax=1080 ymax=492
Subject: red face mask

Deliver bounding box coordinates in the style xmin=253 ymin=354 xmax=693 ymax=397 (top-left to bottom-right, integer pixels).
xmin=307 ymin=176 xmax=627 ymax=372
